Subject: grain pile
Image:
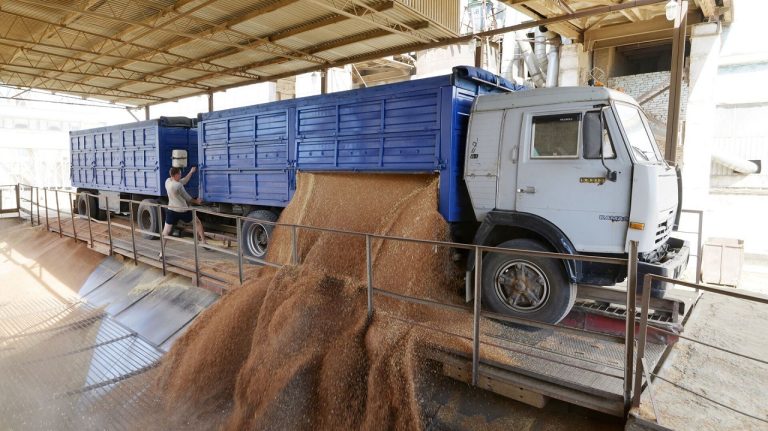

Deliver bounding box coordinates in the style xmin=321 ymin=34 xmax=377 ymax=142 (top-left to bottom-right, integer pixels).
xmin=155 ymin=173 xmax=471 ymax=429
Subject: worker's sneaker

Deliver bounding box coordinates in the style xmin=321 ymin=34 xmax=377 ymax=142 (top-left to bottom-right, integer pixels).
xmin=158 ymin=251 xmax=163 ymax=260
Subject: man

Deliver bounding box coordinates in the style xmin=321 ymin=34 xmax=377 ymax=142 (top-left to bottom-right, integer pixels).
xmin=160 ymin=166 xmax=207 ymax=259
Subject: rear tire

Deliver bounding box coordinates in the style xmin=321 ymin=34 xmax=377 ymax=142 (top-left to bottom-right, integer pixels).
xmin=137 ymin=199 xmax=160 ymax=240
xmin=241 ymin=210 xmax=278 ymax=261
xmin=481 ymin=239 xmax=576 ymax=325
xmin=76 ymin=192 xmax=98 ymax=219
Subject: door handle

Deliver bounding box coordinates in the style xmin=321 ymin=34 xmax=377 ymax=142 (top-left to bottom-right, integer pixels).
xmin=517 ymin=186 xmax=536 ymax=194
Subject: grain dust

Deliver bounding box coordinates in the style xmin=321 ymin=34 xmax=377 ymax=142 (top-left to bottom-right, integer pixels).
xmin=155 ymin=173 xmax=473 ymax=429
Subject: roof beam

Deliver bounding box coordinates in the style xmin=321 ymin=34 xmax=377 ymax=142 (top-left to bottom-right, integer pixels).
xmin=110 ymin=1 xmax=397 ymax=93
xmin=144 ymin=21 xmax=428 ymax=96
xmin=147 ymin=0 xmax=670 ymax=106
xmin=0 ymin=69 xmax=162 ymax=101
xmin=0 ymin=42 xmax=208 ymax=90
xmin=584 ymin=11 xmax=702 ymax=50
xmin=10 ymin=0 xmax=329 ymax=65
xmin=305 ymin=0 xmax=435 ymax=43
xmin=0 ymin=9 xmax=261 ymax=80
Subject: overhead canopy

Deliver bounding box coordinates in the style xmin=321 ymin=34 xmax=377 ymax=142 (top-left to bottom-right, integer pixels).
xmin=0 ymin=0 xmax=730 ymax=107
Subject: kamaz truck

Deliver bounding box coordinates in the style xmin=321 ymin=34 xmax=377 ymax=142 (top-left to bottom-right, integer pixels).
xmin=72 ymin=67 xmax=689 ymax=324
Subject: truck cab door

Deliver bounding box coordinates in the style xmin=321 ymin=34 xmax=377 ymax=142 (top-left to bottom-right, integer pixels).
xmin=513 ymin=108 xmax=632 ymax=254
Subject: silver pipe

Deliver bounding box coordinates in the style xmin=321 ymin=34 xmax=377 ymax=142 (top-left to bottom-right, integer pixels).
xmin=711 ymin=152 xmax=759 ymax=174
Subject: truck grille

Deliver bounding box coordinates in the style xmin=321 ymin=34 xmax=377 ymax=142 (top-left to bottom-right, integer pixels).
xmin=655 ymin=209 xmax=674 ymax=245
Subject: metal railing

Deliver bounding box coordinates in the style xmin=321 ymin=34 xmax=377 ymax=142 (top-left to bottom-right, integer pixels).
xmin=633 ymin=273 xmax=768 ymax=426
xmin=9 ymin=183 xmax=710 ymax=416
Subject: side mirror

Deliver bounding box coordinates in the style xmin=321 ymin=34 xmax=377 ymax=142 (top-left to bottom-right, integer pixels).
xmin=584 ymin=108 xmax=617 ymax=182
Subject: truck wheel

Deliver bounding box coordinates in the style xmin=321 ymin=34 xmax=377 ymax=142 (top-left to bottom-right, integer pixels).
xmin=137 ymin=199 xmax=160 ymax=240
xmin=241 ymin=210 xmax=278 ymax=260
xmin=481 ymin=239 xmax=576 ymax=325
xmin=76 ymin=192 xmax=98 ymax=219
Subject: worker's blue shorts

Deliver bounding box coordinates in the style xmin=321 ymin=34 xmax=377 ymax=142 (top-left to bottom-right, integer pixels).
xmin=165 ymin=210 xmax=193 ymax=226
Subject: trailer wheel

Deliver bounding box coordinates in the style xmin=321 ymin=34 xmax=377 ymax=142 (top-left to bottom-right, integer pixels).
xmin=241 ymin=210 xmax=277 ymax=261
xmin=137 ymin=199 xmax=160 ymax=240
xmin=76 ymin=192 xmax=98 ymax=220
xmin=481 ymin=239 xmax=576 ymax=325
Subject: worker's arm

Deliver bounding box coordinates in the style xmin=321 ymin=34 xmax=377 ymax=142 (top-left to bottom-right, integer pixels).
xmin=180 ymin=166 xmax=197 ymax=185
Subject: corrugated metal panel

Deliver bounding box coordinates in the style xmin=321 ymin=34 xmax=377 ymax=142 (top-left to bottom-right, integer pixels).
xmin=397 ymin=0 xmax=460 ymax=35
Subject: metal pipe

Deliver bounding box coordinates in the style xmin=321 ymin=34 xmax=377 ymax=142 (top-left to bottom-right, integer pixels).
xmin=129 ymin=203 xmax=137 ymax=265
xmin=192 ymin=209 xmax=200 ymax=287
xmin=236 ymin=217 xmax=244 ymax=284
xmin=624 ymin=240 xmax=638 ymax=409
xmin=366 ymin=234 xmax=373 ymax=319
xmin=711 ymin=152 xmax=759 ymax=174
xmin=1 ymin=188 xmax=4 ymax=214
xmin=546 ymin=46 xmax=560 ymax=87
xmin=86 ymin=194 xmax=94 ymax=247
xmin=105 ymin=196 xmax=113 ymax=256
xmin=157 ymin=204 xmax=166 ymax=276
xmin=632 ymin=274 xmax=653 ymax=407
xmin=471 ymin=246 xmax=483 ymax=386
xmin=55 ymin=190 xmax=62 ymax=238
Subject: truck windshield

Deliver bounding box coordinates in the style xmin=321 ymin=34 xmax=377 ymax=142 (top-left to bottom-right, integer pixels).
xmin=615 ymin=103 xmax=662 ymax=163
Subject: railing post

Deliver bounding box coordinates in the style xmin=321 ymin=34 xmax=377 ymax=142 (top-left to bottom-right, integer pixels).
xmin=85 ymin=193 xmax=94 ymax=247
xmin=633 ymin=274 xmax=653 ymax=407
xmin=29 ymin=186 xmax=34 ymax=226
xmin=55 ymin=190 xmax=62 ymax=238
xmin=624 ymin=240 xmax=639 ymax=410
xmin=471 ymin=246 xmax=483 ymax=386
xmin=696 ymin=211 xmax=703 ymax=286
xmin=236 ymin=217 xmax=244 ymax=284
xmin=192 ymin=208 xmax=201 ymax=287
xmin=43 ymin=189 xmax=49 ymax=230
xmin=105 ymin=196 xmax=113 ymax=256
xmin=366 ymin=234 xmax=373 ymax=319
xmin=70 ymin=192 xmax=78 ymax=242
xmin=15 ymin=184 xmax=20 ymax=218
xmin=157 ymin=203 xmax=166 ymax=276
xmin=291 ymin=224 xmax=299 ymax=265
xmin=35 ymin=187 xmax=40 ymax=225
xmin=129 ymin=200 xmax=138 ymax=265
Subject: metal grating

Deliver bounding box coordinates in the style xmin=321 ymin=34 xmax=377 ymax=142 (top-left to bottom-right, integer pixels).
xmin=0 ymin=298 xmax=164 ymax=430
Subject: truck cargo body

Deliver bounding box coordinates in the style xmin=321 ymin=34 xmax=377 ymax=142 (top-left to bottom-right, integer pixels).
xmin=70 ymin=118 xmax=199 ymax=198
xmin=198 ymin=68 xmax=521 ymax=223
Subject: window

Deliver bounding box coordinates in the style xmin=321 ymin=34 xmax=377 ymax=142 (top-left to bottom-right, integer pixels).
xmin=583 ymin=111 xmax=615 ymax=159
xmin=615 ymin=103 xmax=661 ymax=163
xmin=531 ymin=113 xmax=580 ymax=158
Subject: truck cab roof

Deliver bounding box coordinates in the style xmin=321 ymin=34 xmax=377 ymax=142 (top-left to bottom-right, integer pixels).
xmin=473 ymin=86 xmax=638 ymax=112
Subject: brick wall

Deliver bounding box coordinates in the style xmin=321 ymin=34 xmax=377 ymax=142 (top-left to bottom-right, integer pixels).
xmin=606 ymin=71 xmax=689 ymax=124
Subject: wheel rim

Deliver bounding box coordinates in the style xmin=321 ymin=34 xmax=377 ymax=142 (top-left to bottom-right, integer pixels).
xmin=140 ymin=207 xmax=153 ymax=230
xmin=493 ymin=259 xmax=550 ymax=313
xmin=245 ymin=223 xmax=269 ymax=257
xmin=77 ymin=196 xmax=87 ymax=216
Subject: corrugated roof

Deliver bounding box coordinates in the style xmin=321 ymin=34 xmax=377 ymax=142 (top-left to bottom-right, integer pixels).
xmin=0 ymin=0 xmax=722 ymax=107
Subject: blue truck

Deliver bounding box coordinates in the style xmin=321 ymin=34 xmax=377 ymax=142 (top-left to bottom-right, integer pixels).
xmin=70 ymin=116 xmax=198 ymax=238
xmin=72 ymin=67 xmax=689 ymax=324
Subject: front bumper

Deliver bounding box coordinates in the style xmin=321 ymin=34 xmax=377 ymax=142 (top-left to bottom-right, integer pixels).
xmin=637 ymin=237 xmax=690 ymax=298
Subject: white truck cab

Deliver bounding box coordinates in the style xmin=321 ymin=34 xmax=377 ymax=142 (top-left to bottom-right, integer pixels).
xmin=464 ymin=86 xmax=689 ymax=324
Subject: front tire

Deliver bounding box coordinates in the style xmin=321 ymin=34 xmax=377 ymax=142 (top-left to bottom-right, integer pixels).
xmin=481 ymin=239 xmax=576 ymax=325
xmin=241 ymin=209 xmax=278 ymax=261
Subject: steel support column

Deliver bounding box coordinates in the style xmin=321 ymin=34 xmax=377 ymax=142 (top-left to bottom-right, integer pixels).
xmin=665 ymin=0 xmax=688 ymax=164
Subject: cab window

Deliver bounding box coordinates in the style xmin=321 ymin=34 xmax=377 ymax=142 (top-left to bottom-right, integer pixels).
xmin=531 ymin=114 xmax=580 ymax=158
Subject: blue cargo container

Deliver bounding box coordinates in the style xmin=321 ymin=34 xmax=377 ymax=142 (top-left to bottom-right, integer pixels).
xmin=70 ymin=117 xmax=199 ymax=198
xmin=199 ymin=67 xmax=521 ymax=224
